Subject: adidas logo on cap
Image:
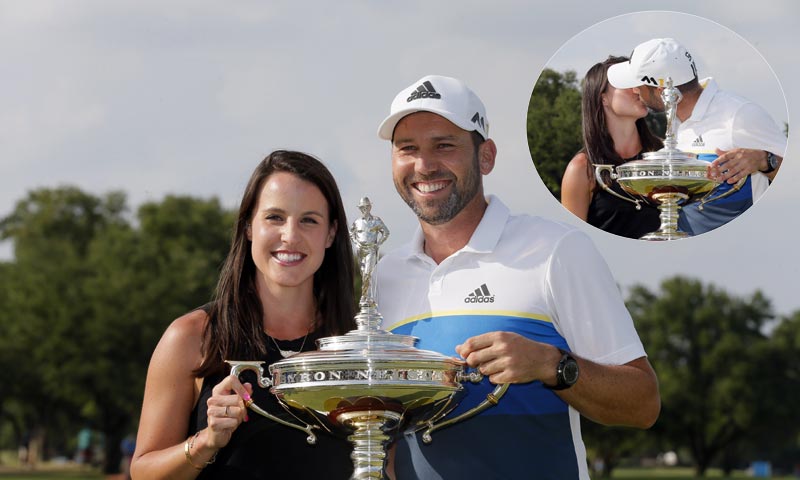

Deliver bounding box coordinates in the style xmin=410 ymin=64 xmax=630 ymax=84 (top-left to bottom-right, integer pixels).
xmin=464 ymin=283 xmax=495 ymax=304
xmin=378 ymin=75 xmax=489 ymax=141
xmin=407 ymin=80 xmax=441 ymax=102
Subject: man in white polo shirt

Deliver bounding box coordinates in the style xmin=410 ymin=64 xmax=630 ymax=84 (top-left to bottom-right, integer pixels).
xmin=374 ymin=74 xmax=660 ymax=479
xmin=608 ymin=38 xmax=787 ymax=235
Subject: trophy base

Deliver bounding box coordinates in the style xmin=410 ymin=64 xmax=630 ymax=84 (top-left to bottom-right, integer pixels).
xmin=640 ymin=230 xmax=689 ymax=241
xmin=638 ymin=192 xmax=690 ymax=241
xmin=338 ymin=410 xmax=401 ymax=479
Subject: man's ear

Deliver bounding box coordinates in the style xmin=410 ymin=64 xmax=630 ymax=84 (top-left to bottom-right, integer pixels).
xmin=479 ymin=139 xmax=497 ymax=175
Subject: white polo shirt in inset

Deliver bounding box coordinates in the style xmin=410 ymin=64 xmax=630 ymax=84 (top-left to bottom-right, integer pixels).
xmin=676 ymin=77 xmax=787 ymax=201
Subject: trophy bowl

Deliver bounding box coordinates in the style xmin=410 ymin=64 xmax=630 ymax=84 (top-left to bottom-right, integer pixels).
xmin=228 ymin=311 xmax=506 ymax=479
xmin=615 ymin=155 xmax=716 ymax=200
xmin=596 ymin=151 xmax=719 ymax=241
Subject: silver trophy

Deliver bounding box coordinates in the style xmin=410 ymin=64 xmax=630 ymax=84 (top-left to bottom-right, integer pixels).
xmin=594 ymin=77 xmax=725 ymax=240
xmin=228 ymin=198 xmax=508 ymax=479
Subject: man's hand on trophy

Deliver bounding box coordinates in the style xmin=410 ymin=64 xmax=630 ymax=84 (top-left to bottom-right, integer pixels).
xmin=205 ymin=375 xmax=254 ymax=448
xmin=708 ymin=147 xmax=766 ymax=184
xmin=455 ymin=332 xmax=562 ymax=385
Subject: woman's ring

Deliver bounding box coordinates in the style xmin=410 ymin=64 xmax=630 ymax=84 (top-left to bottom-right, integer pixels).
xmin=224 ymin=405 xmax=229 ymax=417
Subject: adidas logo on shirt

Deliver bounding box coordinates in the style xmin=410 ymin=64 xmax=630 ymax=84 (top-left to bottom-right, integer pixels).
xmin=692 ymin=135 xmax=705 ymax=147
xmin=464 ymin=283 xmax=495 ymax=304
xmin=407 ymin=81 xmax=441 ymax=102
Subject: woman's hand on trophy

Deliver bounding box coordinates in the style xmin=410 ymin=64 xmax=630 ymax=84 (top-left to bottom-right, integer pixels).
xmin=205 ymin=374 xmax=254 ymax=449
xmin=455 ymin=332 xmax=561 ymax=385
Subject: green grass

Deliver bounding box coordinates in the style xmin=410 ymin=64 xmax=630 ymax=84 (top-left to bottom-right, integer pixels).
xmin=0 ymin=465 xmax=794 ymax=479
xmin=0 ymin=449 xmax=105 ymax=479
xmin=0 ymin=469 xmax=103 ymax=480
xmin=613 ymin=466 xmax=794 ymax=479
xmin=0 ymin=474 xmax=102 ymax=480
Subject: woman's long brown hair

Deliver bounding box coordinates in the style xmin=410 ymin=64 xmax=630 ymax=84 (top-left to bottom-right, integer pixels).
xmin=195 ymin=150 xmax=356 ymax=377
xmin=580 ymin=56 xmax=663 ymax=182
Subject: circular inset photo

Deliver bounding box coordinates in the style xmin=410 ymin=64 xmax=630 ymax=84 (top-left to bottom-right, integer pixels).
xmin=527 ymin=11 xmax=788 ymax=240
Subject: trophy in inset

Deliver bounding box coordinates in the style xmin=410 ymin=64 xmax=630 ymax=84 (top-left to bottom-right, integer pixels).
xmin=594 ymin=78 xmax=724 ymax=240
xmin=228 ymin=197 xmax=508 ymax=479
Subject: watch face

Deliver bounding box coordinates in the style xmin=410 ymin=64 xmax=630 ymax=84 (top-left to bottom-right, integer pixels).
xmin=769 ymin=154 xmax=778 ymax=169
xmin=563 ymin=359 xmax=579 ymax=384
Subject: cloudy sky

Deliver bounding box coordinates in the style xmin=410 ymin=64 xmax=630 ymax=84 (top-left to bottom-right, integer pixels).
xmin=1 ymin=1 xmax=797 ymax=318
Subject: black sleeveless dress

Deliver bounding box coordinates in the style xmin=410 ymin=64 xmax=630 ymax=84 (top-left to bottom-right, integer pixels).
xmin=188 ymin=330 xmax=354 ymax=479
xmin=587 ymin=154 xmax=661 ymax=239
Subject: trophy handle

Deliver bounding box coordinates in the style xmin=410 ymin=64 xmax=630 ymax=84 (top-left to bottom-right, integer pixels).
xmin=226 ymin=361 xmax=318 ymax=444
xmin=696 ymin=177 xmax=745 ymax=211
xmin=421 ymin=371 xmax=510 ymax=444
xmin=593 ymin=164 xmax=642 ymax=210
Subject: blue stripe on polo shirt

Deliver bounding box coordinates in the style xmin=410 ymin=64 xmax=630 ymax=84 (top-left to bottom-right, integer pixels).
xmin=398 ymin=414 xmax=580 ymax=479
xmin=388 ymin=312 xmax=569 ymax=417
xmin=679 ymin=177 xmax=753 ymax=235
xmin=704 ymin=175 xmax=752 ymax=206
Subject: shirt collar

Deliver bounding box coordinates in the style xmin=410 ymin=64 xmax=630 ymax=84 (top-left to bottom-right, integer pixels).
xmin=408 ymin=194 xmax=509 ymax=262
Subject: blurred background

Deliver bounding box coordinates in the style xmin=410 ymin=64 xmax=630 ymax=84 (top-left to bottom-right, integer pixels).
xmin=1 ymin=1 xmax=798 ymax=478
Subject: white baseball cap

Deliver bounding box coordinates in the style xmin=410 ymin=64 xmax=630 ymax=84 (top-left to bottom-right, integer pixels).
xmin=377 ymin=74 xmax=489 ymax=141
xmin=607 ymin=38 xmax=698 ymax=89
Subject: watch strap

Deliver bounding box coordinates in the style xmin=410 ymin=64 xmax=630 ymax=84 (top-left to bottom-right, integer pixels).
xmin=544 ymin=348 xmax=577 ymax=391
xmin=761 ymin=151 xmax=777 ymax=174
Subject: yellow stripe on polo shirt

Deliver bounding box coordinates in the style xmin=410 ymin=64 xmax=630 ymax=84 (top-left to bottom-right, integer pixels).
xmin=387 ymin=310 xmax=552 ymax=332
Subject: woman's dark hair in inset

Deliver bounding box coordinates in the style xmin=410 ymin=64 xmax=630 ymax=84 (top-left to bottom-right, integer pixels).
xmin=581 ymin=56 xmax=663 ymax=179
xmin=196 ymin=150 xmax=356 ymax=376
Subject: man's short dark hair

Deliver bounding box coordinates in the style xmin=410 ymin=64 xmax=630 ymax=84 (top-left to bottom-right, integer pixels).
xmin=677 ymin=77 xmax=701 ymax=95
xmin=470 ymin=131 xmax=485 ymax=153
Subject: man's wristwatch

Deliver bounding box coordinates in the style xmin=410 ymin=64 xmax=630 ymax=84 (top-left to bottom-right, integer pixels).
xmin=544 ymin=348 xmax=579 ymax=391
xmin=761 ymin=151 xmax=779 ymax=174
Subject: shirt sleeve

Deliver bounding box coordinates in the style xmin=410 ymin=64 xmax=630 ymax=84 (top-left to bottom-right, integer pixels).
xmin=544 ymin=229 xmax=646 ymax=365
xmin=731 ymin=101 xmax=787 ymax=156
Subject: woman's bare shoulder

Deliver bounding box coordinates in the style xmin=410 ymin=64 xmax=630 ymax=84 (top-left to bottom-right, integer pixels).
xmin=563 ymin=152 xmax=594 ymax=186
xmin=153 ymin=308 xmax=209 ymax=365
xmin=566 ymin=151 xmax=590 ymax=171
xmin=169 ymin=308 xmax=208 ymax=337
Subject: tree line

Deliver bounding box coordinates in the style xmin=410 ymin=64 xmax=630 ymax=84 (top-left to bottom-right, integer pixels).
xmin=1 ymin=186 xmax=798 ymax=475
xmin=0 ymin=187 xmax=234 ymax=473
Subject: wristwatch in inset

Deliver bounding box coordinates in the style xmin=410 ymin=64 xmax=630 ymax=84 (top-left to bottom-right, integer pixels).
xmin=761 ymin=151 xmax=779 ymax=174
xmin=544 ymin=348 xmax=579 ymax=391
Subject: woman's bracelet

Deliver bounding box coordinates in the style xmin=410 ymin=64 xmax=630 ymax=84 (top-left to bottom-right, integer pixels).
xmin=184 ymin=431 xmax=217 ymax=470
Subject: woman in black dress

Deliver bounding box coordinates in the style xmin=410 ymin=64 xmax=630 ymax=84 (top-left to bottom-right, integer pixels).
xmin=561 ymin=56 xmax=663 ymax=239
xmin=131 ymin=150 xmax=356 ymax=479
